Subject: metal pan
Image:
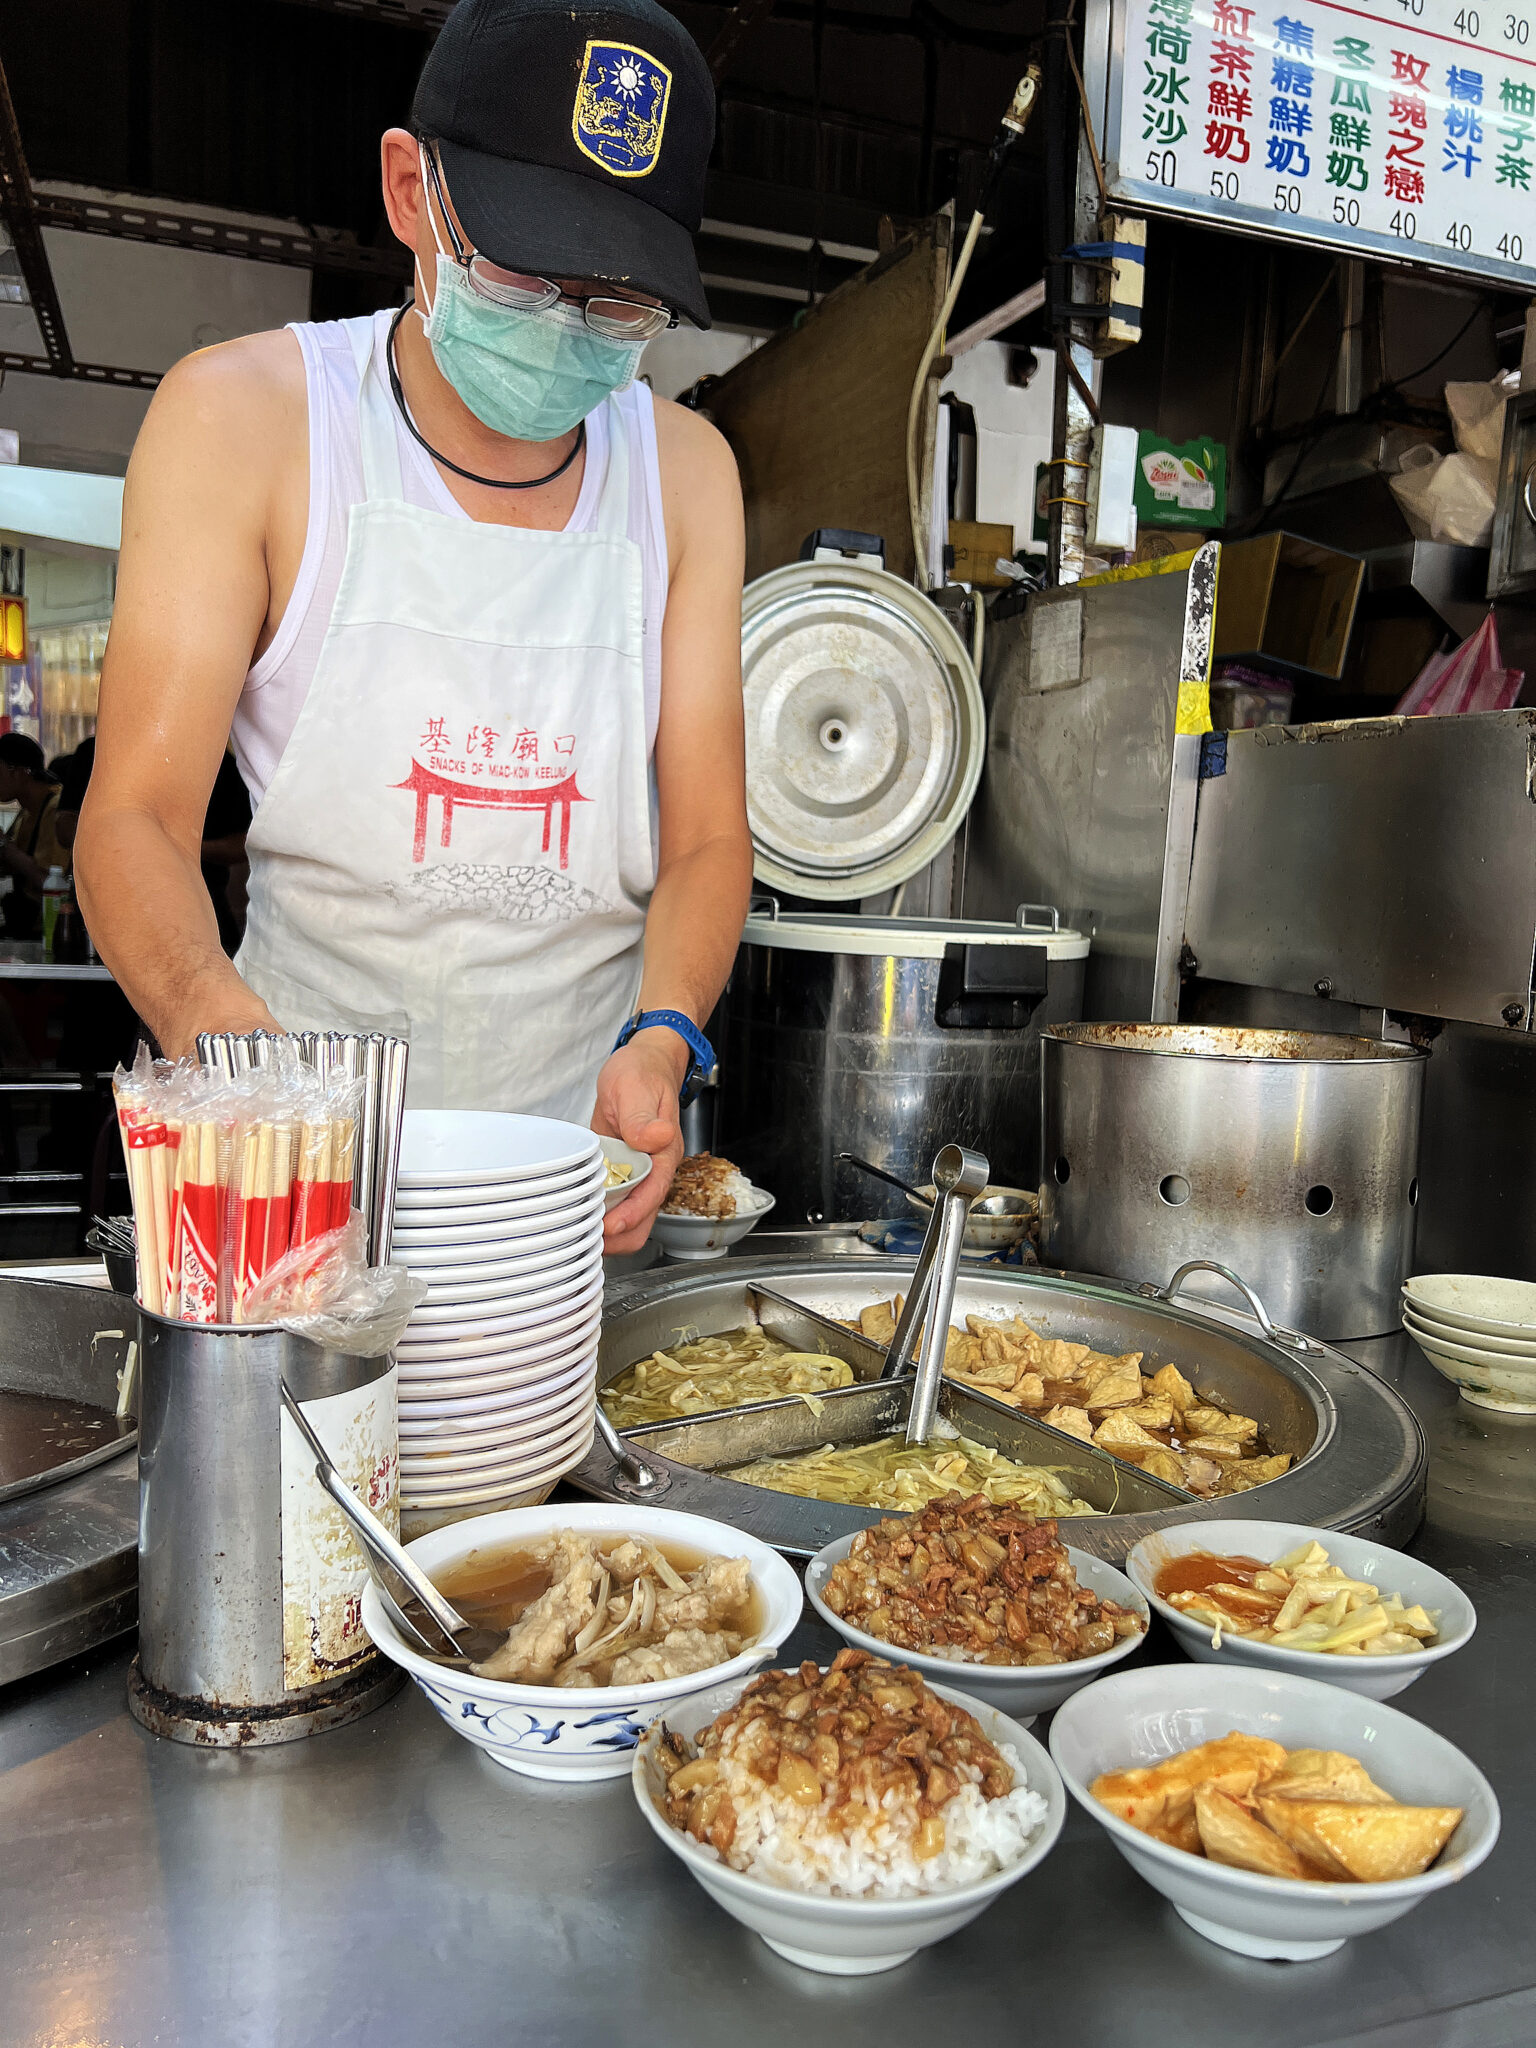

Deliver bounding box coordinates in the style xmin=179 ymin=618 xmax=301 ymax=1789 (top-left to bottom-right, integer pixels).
xmin=568 ymin=1257 xmax=1425 ymax=1560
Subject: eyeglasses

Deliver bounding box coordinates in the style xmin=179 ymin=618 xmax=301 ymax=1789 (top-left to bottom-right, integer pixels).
xmin=422 ymin=145 xmax=675 ymax=342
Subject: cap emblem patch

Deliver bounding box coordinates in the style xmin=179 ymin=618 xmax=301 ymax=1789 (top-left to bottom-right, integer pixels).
xmin=572 ymin=41 xmax=672 ymax=179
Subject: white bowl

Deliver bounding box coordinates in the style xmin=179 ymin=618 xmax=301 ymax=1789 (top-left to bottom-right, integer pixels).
xmin=399 ymin=1395 xmax=595 ymax=1459
xmin=1403 ymin=1272 xmax=1536 ymax=1342
xmin=1404 ymin=1306 xmax=1536 ymax=1359
xmin=393 ymin=1198 xmax=604 ymax=1254
xmin=651 ymin=1187 xmax=775 ymax=1261
xmin=398 ymin=1282 xmax=603 ymax=1348
xmin=417 ymin=1264 xmax=603 ymax=1311
xmin=401 ymin=1477 xmax=559 ymax=1538
xmin=396 ymin=1302 xmax=601 ymax=1365
xmin=1402 ymin=1315 xmax=1536 ymax=1413
xmin=1124 ymin=1519 xmax=1476 ymax=1702
xmin=401 ymin=1302 xmax=602 ymax=1351
xmin=399 ymin=1343 xmax=606 ymax=1392
xmin=405 ymin=1266 xmax=603 ymax=1325
xmin=1049 ymin=1663 xmax=1499 ymax=1961
xmin=399 ymin=1441 xmax=589 ymax=1509
xmin=406 ymin=1216 xmax=603 ymax=1277
xmin=400 ymin=1404 xmax=596 ymax=1483
xmin=393 ymin=1159 xmax=603 ymax=1217
xmin=398 ymin=1445 xmax=593 ymax=1512
xmin=361 ymin=1502 xmax=805 ymax=1783
xmin=600 ymin=1136 xmax=654 ymax=1213
xmin=398 ymin=1110 xmax=600 ymax=1187
xmin=805 ymin=1534 xmax=1149 ymax=1723
xmin=400 ymin=1362 xmax=594 ymax=1427
xmin=632 ymin=1672 xmax=1066 ymax=1974
xmin=400 ymin=1360 xmax=595 ymax=1428
xmin=397 ymin=1335 xmax=602 ymax=1400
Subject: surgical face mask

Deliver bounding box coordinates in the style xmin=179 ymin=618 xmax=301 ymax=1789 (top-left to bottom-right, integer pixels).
xmin=415 ymin=186 xmax=645 ymax=442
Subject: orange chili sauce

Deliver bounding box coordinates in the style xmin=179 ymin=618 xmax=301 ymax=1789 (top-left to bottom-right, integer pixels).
xmin=1154 ymin=1551 xmax=1284 ymax=1624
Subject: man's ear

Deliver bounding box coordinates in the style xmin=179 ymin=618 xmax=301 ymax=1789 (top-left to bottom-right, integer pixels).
xmin=380 ymin=128 xmax=426 ymax=254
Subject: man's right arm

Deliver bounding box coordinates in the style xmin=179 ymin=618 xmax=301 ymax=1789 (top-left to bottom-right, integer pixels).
xmin=75 ymin=334 xmax=301 ymax=1056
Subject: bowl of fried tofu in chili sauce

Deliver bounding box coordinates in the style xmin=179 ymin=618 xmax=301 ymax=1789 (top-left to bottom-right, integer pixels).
xmin=805 ymin=1496 xmax=1150 ymax=1722
xmin=1048 ymin=1663 xmax=1500 ymax=1961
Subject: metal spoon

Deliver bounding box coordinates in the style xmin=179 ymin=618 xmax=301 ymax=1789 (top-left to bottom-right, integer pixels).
xmin=278 ymin=1381 xmax=505 ymax=1665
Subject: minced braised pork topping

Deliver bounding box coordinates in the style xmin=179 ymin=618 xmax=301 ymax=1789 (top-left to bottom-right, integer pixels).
xmin=820 ymin=1494 xmax=1146 ymax=1666
xmin=656 ymin=1647 xmax=1014 ymax=1860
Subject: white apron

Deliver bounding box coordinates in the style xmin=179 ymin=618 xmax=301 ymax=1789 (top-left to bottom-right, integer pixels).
xmin=238 ymin=320 xmax=655 ymax=1121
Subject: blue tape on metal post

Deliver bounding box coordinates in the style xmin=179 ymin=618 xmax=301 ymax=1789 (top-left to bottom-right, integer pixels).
xmin=1061 ymin=241 xmax=1147 ymax=263
xmin=1199 ymin=731 xmax=1228 ymax=779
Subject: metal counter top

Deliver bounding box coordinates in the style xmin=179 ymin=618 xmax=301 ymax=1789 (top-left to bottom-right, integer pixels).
xmin=1 ymin=1339 xmax=1532 ymax=2048
xmin=0 ymin=942 xmax=112 ymax=982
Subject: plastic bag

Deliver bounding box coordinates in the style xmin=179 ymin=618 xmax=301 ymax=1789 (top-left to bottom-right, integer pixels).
xmin=113 ymin=1040 xmax=375 ymax=1325
xmin=243 ymin=1212 xmax=427 ymax=1356
xmin=1395 ymin=612 xmax=1524 ymax=717
xmin=1446 ymin=372 xmax=1518 ymax=464
xmin=1389 ymin=442 xmax=1498 ymax=547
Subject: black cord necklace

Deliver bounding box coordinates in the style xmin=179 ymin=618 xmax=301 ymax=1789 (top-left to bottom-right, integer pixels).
xmin=386 ymin=302 xmax=584 ymax=492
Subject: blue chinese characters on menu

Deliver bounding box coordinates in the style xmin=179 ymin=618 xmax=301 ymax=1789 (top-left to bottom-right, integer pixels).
xmin=1131 ymin=0 xmax=1536 ymax=270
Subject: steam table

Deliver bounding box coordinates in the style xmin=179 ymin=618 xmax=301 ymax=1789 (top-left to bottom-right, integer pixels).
xmin=0 ymin=1336 xmax=1530 ymax=2048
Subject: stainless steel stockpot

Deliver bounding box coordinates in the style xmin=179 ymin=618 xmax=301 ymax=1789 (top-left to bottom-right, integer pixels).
xmin=1040 ymin=1024 xmax=1426 ymax=1341
xmin=717 ymin=907 xmax=1089 ymax=1223
xmin=569 ymin=1257 xmax=1426 ymax=1561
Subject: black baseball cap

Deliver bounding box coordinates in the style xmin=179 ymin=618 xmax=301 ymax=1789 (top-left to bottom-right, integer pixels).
xmin=413 ymin=0 xmax=715 ymax=328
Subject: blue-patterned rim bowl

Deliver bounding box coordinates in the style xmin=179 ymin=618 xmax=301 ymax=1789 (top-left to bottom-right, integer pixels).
xmin=361 ymin=1501 xmax=805 ymax=1783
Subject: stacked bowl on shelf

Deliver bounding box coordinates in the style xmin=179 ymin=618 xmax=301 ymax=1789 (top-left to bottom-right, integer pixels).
xmin=392 ymin=1110 xmax=607 ymax=1520
xmin=1402 ymin=1273 xmax=1536 ymax=1413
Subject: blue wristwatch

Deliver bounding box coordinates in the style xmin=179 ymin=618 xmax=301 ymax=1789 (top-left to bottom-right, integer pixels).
xmin=613 ymin=1009 xmax=718 ymax=1104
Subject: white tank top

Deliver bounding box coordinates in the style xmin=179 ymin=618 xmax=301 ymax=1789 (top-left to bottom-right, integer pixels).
xmin=233 ymin=309 xmax=669 ymax=807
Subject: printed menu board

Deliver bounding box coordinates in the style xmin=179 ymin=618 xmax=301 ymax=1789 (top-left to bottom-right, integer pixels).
xmin=1096 ymin=0 xmax=1536 ymax=287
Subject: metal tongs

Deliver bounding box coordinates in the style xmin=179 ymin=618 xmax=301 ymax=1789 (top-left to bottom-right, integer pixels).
xmin=880 ymin=1143 xmax=990 ymax=1446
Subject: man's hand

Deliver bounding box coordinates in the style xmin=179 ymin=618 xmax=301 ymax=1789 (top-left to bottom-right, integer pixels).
xmin=591 ymin=1031 xmax=689 ymax=1254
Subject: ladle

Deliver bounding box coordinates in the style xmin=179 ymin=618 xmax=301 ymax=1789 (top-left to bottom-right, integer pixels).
xmin=278 ymin=1381 xmax=504 ymax=1665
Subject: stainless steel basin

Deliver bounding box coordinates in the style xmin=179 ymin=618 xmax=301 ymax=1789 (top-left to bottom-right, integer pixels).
xmin=570 ymin=1258 xmax=1426 ymax=1560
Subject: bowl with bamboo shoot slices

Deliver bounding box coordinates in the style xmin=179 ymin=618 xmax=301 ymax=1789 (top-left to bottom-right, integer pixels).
xmin=1125 ymin=1521 xmax=1475 ymax=1701
xmin=361 ymin=1502 xmax=804 ymax=1782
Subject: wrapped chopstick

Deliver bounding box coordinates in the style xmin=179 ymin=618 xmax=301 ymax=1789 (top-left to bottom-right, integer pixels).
xmin=112 ymin=1041 xmax=367 ymax=1325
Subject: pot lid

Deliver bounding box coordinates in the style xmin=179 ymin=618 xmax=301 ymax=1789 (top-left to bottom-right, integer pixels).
xmin=741 ymin=909 xmax=1090 ymax=961
xmin=741 ymin=561 xmax=986 ymax=901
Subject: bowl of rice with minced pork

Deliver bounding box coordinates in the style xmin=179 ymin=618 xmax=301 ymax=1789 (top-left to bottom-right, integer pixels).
xmin=631 ymin=1648 xmax=1066 ymax=1974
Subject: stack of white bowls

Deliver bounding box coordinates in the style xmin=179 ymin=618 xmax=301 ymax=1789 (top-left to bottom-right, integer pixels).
xmin=1403 ymin=1273 xmax=1536 ymax=1413
xmin=392 ymin=1110 xmax=606 ymax=1518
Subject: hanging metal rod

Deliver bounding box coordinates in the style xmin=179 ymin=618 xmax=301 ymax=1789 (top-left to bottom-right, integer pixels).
xmin=0 ymin=349 xmax=160 ymax=389
xmin=34 ymin=191 xmax=411 ymax=284
xmin=0 ymin=59 xmax=73 ymax=375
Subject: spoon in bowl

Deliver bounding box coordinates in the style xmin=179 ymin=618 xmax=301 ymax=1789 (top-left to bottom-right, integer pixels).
xmin=278 ymin=1381 xmax=505 ymax=1665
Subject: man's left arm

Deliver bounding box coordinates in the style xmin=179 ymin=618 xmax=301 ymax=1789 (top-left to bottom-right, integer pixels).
xmin=594 ymin=401 xmax=752 ymax=1253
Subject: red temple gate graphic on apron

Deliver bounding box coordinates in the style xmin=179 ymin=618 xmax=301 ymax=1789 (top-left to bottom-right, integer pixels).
xmin=393 ymin=756 xmax=591 ymax=868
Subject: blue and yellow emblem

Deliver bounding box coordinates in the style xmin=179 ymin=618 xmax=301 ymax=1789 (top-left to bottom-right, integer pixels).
xmin=572 ymin=41 xmax=671 ymax=179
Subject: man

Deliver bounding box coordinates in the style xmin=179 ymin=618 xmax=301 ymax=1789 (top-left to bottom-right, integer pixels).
xmin=0 ymin=733 xmax=65 ymax=940
xmin=76 ymin=0 xmax=752 ymax=1251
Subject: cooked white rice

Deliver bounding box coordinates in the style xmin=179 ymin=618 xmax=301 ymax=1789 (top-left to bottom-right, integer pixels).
xmin=699 ymin=1738 xmax=1046 ymax=1898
